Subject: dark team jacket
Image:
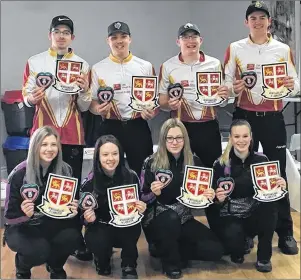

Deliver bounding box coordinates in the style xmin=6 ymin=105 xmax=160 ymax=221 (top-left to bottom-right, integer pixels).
xmin=212 ymin=149 xmax=269 ymax=198
xmin=4 ymin=160 xmax=78 ymax=227
xmin=140 ymin=151 xmax=204 ymax=206
xmin=80 ymin=166 xmax=140 ymax=225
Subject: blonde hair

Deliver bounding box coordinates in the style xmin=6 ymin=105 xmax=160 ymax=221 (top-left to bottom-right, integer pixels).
xmin=26 ymin=126 xmax=70 ymax=185
xmin=219 ymin=119 xmax=253 ymax=166
xmin=151 ymin=118 xmax=194 ymax=172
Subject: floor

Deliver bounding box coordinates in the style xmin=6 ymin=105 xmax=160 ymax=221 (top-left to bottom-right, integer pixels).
xmin=1 ymin=213 xmax=300 ymax=279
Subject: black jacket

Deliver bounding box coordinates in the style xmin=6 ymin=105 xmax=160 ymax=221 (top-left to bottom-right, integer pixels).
xmin=4 ymin=160 xmax=76 ymax=227
xmin=140 ymin=151 xmax=204 ymax=206
xmin=212 ymin=149 xmax=269 ymax=198
xmin=80 ymin=166 xmax=140 ymax=224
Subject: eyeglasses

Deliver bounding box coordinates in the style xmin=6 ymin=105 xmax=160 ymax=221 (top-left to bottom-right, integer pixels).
xmin=166 ymin=136 xmax=184 ymax=143
xmin=51 ymin=29 xmax=72 ymax=37
xmin=179 ymin=35 xmax=200 ymax=41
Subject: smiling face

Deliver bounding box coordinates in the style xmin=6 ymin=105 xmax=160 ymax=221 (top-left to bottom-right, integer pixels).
xmin=99 ymin=142 xmax=120 ymax=174
xmin=230 ymin=125 xmax=252 ymax=154
xmin=245 ymin=11 xmax=271 ymax=36
xmin=107 ymin=32 xmax=131 ymax=58
xmin=39 ymin=135 xmax=59 ymax=166
xmin=177 ymin=31 xmax=202 ymax=56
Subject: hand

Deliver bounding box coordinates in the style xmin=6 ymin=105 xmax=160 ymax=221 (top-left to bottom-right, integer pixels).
xmin=68 ymin=200 xmax=79 ymax=216
xmin=76 ymin=73 xmax=89 ymax=92
xmin=283 ymin=76 xmax=294 ymax=89
xmin=21 ymin=200 xmax=34 ymax=218
xmin=84 ymin=208 xmax=96 ymax=223
xmin=203 ymin=188 xmax=215 ymax=201
xmin=233 ymin=79 xmax=246 ymax=95
xmin=276 ymin=177 xmax=287 ymax=190
xmin=96 ymin=102 xmax=112 ymax=117
xmin=150 ymin=181 xmax=164 ymax=196
xmin=135 ymin=200 xmax=147 ymax=214
xmin=141 ymin=108 xmax=155 ymax=120
xmin=168 ymin=97 xmax=182 ymax=111
xmin=215 ymin=187 xmax=227 ymax=203
xmin=28 ymin=87 xmax=45 ymax=105
xmin=217 ymin=85 xmax=230 ymax=99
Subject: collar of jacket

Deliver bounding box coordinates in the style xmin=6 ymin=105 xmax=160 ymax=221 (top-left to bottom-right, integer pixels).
xmin=38 ymin=161 xmax=55 ymax=183
xmin=48 ymin=47 xmax=74 ymax=58
xmin=167 ymin=150 xmax=184 ymax=167
xmin=178 ymin=51 xmax=205 ymax=63
xmin=109 ymin=52 xmax=133 ymax=63
xmin=93 ymin=164 xmax=127 ymax=195
xmin=247 ymin=33 xmax=273 ymax=45
xmin=229 ymin=147 xmax=255 ymax=166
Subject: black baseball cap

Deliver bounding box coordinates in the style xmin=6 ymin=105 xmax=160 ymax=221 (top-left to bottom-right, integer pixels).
xmin=108 ymin=21 xmax=131 ymax=37
xmin=178 ymin=23 xmax=201 ymax=37
xmin=246 ymin=1 xmax=270 ymax=19
xmin=50 ymin=15 xmax=74 ymax=34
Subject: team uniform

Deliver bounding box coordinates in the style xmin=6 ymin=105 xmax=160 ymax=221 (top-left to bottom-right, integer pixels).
xmin=3 ymin=161 xmax=80 ymax=277
xmin=90 ymin=53 xmax=154 ymax=175
xmin=140 ymin=153 xmax=224 ymax=272
xmin=22 ymin=48 xmax=91 ymax=183
xmin=224 ymin=35 xmax=300 ymax=240
xmin=159 ymin=52 xmax=225 ymax=167
xmin=206 ymin=149 xmax=278 ymax=265
xmin=80 ymin=167 xmax=141 ymax=274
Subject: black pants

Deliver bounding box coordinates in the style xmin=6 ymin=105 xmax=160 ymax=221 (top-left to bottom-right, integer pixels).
xmin=206 ymin=201 xmax=278 ymax=262
xmin=5 ymin=222 xmax=80 ymax=272
xmin=183 ymin=119 xmax=222 ymax=168
xmin=97 ymin=118 xmax=153 ymax=176
xmin=85 ymin=223 xmax=141 ymax=268
xmin=144 ymin=210 xmax=224 ymax=269
xmin=233 ymin=107 xmax=293 ymax=237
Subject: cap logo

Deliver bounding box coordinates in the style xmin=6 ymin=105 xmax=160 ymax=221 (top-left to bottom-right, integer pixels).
xmin=114 ymin=22 xmax=121 ymax=29
xmin=58 ymin=17 xmax=69 ymax=21
xmin=184 ymin=23 xmax=193 ymax=29
xmin=255 ymin=1 xmax=263 ymax=8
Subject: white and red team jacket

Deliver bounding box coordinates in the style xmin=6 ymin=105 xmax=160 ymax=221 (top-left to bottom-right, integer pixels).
xmin=22 ymin=48 xmax=91 ymax=145
xmin=159 ymin=52 xmax=225 ymax=122
xmin=90 ymin=52 xmax=155 ymax=120
xmin=224 ymin=35 xmax=300 ymax=112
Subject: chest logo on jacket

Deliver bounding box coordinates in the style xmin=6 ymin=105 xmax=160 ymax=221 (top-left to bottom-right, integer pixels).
xmin=107 ymin=184 xmax=143 ymax=228
xmin=79 ymin=192 xmax=98 ymax=210
xmin=177 ymin=166 xmax=214 ymax=209
xmin=20 ymin=184 xmax=40 ymax=202
xmin=251 ymin=161 xmax=287 ymax=202
xmin=129 ymin=76 xmax=159 ymax=112
xmin=155 ymin=169 xmax=173 ymax=188
xmin=53 ymin=60 xmax=83 ymax=94
xmin=37 ymin=173 xmax=78 ymax=219
xmin=195 ymin=71 xmax=225 ymax=106
xmin=261 ymin=62 xmax=291 ymax=100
